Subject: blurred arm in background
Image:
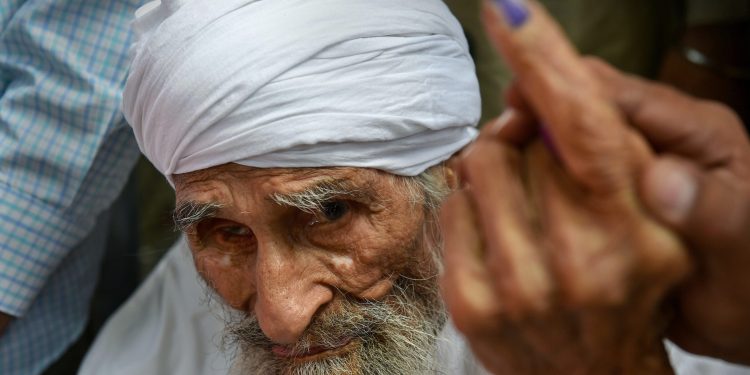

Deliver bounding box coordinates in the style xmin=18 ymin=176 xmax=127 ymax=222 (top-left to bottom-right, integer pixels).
xmin=0 ymin=1 xmax=142 ymax=373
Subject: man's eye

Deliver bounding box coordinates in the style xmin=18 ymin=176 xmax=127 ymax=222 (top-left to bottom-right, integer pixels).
xmin=220 ymin=225 xmax=251 ymax=236
xmin=194 ymin=219 xmax=254 ymax=250
xmin=320 ymin=200 xmax=349 ymax=221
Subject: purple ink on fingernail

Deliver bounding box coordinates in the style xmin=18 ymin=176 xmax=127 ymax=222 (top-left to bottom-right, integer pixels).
xmin=493 ymin=0 xmax=530 ymax=28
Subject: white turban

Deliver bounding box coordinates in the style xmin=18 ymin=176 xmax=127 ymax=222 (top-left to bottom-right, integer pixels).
xmin=124 ymin=0 xmax=480 ymax=181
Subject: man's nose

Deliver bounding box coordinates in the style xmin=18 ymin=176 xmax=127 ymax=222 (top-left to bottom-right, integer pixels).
xmin=253 ymin=242 xmax=333 ymax=344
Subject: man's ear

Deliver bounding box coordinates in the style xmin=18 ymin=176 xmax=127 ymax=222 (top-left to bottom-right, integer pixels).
xmin=444 ymin=157 xmax=460 ymax=190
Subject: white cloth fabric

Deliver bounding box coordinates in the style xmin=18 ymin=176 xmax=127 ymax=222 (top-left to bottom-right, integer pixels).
xmin=666 ymin=342 xmax=750 ymax=375
xmin=79 ymin=238 xmax=490 ymax=375
xmin=79 ymin=240 xmax=231 ymax=375
xmin=124 ymin=0 xmax=480 ymax=182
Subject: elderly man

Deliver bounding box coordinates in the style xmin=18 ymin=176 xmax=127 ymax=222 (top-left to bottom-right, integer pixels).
xmin=86 ymin=0 xmax=485 ymax=373
xmin=82 ymin=0 xmax=750 ymax=374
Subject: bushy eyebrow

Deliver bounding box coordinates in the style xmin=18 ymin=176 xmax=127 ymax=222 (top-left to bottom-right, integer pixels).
xmin=173 ymin=201 xmax=224 ymax=232
xmin=270 ymin=178 xmax=368 ymax=213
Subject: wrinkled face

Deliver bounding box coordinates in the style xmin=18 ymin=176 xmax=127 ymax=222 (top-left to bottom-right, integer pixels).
xmin=173 ymin=163 xmax=448 ymax=374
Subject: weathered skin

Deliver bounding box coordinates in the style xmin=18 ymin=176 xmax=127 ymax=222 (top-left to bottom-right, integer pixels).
xmin=174 ymin=164 xmax=437 ymax=345
xmin=438 ymin=1 xmax=692 ymax=374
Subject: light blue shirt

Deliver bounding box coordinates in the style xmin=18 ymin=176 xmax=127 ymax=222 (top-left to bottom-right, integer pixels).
xmin=0 ymin=0 xmax=143 ymax=373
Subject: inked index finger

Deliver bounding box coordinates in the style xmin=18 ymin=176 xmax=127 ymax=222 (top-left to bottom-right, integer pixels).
xmin=482 ymin=0 xmax=644 ymax=193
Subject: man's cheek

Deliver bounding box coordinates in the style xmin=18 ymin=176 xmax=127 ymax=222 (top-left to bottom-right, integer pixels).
xmin=194 ymin=253 xmax=254 ymax=310
xmin=330 ymin=244 xmax=413 ymax=299
xmin=334 ymin=260 xmax=396 ymax=300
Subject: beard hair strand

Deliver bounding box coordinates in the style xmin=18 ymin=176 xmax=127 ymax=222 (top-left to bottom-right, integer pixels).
xmin=223 ymin=275 xmax=447 ymax=375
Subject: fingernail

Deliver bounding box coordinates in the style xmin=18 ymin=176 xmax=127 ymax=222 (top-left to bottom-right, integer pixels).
xmin=539 ymin=124 xmax=560 ymax=160
xmin=649 ymin=161 xmax=697 ymax=224
xmin=493 ymin=0 xmax=530 ymax=28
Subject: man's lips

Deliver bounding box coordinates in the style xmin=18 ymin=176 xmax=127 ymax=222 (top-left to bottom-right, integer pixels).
xmin=271 ymin=337 xmax=354 ymax=359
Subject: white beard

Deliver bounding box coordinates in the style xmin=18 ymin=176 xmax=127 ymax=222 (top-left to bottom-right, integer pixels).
xmin=224 ymin=276 xmax=448 ymax=375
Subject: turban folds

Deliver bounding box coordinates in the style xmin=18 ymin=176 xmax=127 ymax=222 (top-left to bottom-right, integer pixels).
xmin=124 ymin=0 xmax=481 ymax=181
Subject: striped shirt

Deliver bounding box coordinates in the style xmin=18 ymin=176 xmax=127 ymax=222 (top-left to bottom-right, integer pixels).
xmin=0 ymin=0 xmax=143 ymax=372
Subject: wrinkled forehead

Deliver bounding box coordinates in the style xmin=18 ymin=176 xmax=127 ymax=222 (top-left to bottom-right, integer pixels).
xmin=173 ymin=163 xmax=401 ymax=204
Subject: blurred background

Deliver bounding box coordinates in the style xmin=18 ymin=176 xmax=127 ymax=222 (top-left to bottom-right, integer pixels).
xmin=45 ymin=0 xmax=750 ymax=372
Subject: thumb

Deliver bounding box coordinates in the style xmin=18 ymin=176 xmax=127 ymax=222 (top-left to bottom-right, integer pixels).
xmin=640 ymin=157 xmax=750 ymax=253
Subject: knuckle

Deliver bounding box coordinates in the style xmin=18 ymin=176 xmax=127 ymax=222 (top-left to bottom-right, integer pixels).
xmin=441 ymin=269 xmax=504 ymax=336
xmin=700 ymin=100 xmax=735 ymax=119
xmin=697 ymin=100 xmax=745 ymax=134
xmin=464 ymin=139 xmax=517 ymax=176
xmin=462 ymin=139 xmax=494 ymax=170
xmin=489 ymin=260 xmax=553 ymax=317
xmin=560 ymin=270 xmax=629 ymax=308
xmin=565 ymin=153 xmax=628 ymax=193
xmin=643 ymin=250 xmax=686 ymax=281
xmin=582 ymin=56 xmax=612 ymax=76
xmin=553 ymin=242 xmax=632 ymax=307
xmin=637 ymin=233 xmax=690 ymax=285
xmin=559 ymin=98 xmax=629 ymax=165
xmin=505 ymin=291 xmax=552 ymax=320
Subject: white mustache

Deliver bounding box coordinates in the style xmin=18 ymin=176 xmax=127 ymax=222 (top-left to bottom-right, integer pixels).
xmin=223 ymin=276 xmax=447 ymax=375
